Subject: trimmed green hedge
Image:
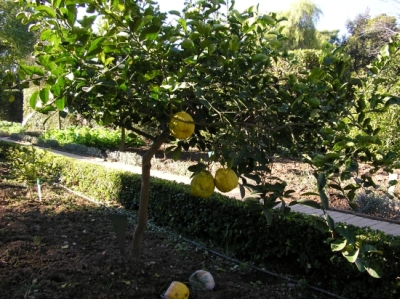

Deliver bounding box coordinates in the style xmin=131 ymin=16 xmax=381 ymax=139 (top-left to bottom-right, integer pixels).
xmin=1 ymin=141 xmax=399 ymax=299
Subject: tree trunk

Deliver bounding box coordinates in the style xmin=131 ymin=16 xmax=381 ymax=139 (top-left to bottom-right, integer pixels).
xmin=131 ymin=128 xmax=169 ymax=258
xmin=119 ymin=127 xmax=126 ymax=152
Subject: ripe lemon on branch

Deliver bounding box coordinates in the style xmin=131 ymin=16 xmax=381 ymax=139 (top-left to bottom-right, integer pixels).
xmin=169 ymin=111 xmax=195 ymax=140
xmin=214 ymin=168 xmax=238 ymax=193
xmin=190 ymin=171 xmax=215 ymax=199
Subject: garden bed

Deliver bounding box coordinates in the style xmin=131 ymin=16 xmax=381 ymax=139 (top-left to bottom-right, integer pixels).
xmin=0 ymin=167 xmax=333 ymax=299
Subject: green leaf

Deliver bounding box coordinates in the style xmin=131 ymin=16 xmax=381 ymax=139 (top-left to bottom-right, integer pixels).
xmin=36 ymin=5 xmax=57 ymax=18
xmin=360 ymin=244 xmax=383 ymax=255
xmin=212 ymin=24 xmax=229 ymax=31
xmin=343 ymin=248 xmax=359 ymax=263
xmin=144 ymin=70 xmax=162 ymax=81
xmin=52 ymin=0 xmax=62 ymax=8
xmin=55 ymin=98 xmax=65 ymax=110
xmin=229 ymin=35 xmax=239 ymax=52
xmin=385 ymin=96 xmax=400 ymax=107
xmin=331 ymin=239 xmax=347 ymax=251
xmin=181 ymin=38 xmax=195 ymax=50
xmin=336 ymin=226 xmax=355 ymax=244
xmin=380 ymin=44 xmax=389 ymax=57
xmin=312 ymin=155 xmax=326 ymax=167
xmin=189 ymin=32 xmax=201 ymax=41
xmin=355 ymin=258 xmax=366 ymax=272
xmin=140 ymin=25 xmax=161 ymax=41
xmin=326 ymin=214 xmax=335 ymax=231
xmin=263 ymin=207 xmax=273 ymax=225
xmin=171 ymin=146 xmax=181 ymax=161
xmin=328 ymin=183 xmax=342 ymax=191
xmin=77 ymin=15 xmax=97 ymax=28
xmin=66 ymin=5 xmax=77 ymax=28
xmin=129 ymin=16 xmax=143 ymax=33
xmin=187 ymin=163 xmax=207 ymax=173
xmin=244 ymin=198 xmax=262 ymax=212
xmin=169 ymin=10 xmax=181 ymax=17
xmin=39 ymin=87 xmax=50 ymax=104
xmin=29 ymin=91 xmax=39 ymax=109
xmin=86 ymin=37 xmax=105 ymax=57
xmin=312 ymin=217 xmax=330 ymax=233
xmin=252 ymin=54 xmax=269 ymax=63
xmin=40 ymin=29 xmax=53 ymax=41
xmin=239 ymin=184 xmax=245 ymax=199
xmin=20 ymin=64 xmax=45 ymax=77
xmin=102 ymin=111 xmax=114 ymax=125
xmin=317 ymin=173 xmax=326 ymax=191
xmin=365 ymin=262 xmax=383 ymax=278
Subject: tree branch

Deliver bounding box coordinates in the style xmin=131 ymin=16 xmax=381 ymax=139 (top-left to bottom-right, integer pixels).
xmin=123 ymin=123 xmax=157 ymax=141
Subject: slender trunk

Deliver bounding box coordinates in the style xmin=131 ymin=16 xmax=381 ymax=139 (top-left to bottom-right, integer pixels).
xmin=131 ymin=128 xmax=169 ymax=258
xmin=119 ymin=127 xmax=126 ymax=152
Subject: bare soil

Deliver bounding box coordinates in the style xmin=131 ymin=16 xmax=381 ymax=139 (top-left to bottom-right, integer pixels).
xmin=0 ymin=164 xmax=333 ymax=299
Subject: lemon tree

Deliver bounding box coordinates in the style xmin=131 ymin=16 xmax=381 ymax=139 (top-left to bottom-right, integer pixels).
xmin=18 ymin=0 xmax=400 ymax=275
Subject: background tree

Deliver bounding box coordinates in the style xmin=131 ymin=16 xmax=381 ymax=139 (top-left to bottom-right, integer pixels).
xmin=278 ymin=0 xmax=323 ymax=50
xmin=317 ymin=29 xmax=340 ymax=45
xmin=344 ymin=10 xmax=398 ymax=70
xmin=0 ymin=0 xmax=36 ymax=122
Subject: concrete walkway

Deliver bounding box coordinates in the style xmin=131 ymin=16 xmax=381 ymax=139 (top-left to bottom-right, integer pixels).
xmin=2 ymin=137 xmax=400 ymax=237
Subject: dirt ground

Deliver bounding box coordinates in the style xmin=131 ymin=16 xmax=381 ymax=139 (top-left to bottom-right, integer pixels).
xmin=0 ymin=164 xmax=336 ymax=299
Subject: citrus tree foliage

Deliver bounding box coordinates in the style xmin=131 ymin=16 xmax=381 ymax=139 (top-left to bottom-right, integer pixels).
xmin=354 ymin=38 xmax=400 ymax=156
xmin=17 ymin=0 xmax=399 ymax=274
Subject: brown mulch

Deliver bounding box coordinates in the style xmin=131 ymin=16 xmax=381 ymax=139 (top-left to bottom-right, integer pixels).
xmin=0 ymin=177 xmax=333 ymax=299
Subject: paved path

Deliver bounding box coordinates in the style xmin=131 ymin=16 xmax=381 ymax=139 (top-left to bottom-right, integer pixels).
xmin=2 ymin=137 xmax=400 ymax=237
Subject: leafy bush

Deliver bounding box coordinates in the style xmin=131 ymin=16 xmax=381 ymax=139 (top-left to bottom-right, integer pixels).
xmin=5 ymin=145 xmax=57 ymax=186
xmin=41 ymin=126 xmax=144 ymax=150
xmin=36 ymin=138 xmax=60 ymax=148
xmin=0 ymin=121 xmax=24 ymax=135
xmin=355 ymin=192 xmax=400 ymax=221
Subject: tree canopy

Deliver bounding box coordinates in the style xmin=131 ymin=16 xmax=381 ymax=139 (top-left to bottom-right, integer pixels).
xmin=13 ymin=0 xmax=400 ymax=275
xmin=344 ymin=10 xmax=398 ymax=70
xmin=0 ymin=0 xmax=36 ymax=72
xmin=278 ymin=0 xmax=323 ymax=50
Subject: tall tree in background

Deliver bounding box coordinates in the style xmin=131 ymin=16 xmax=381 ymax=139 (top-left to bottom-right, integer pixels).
xmin=344 ymin=10 xmax=398 ymax=70
xmin=0 ymin=0 xmax=36 ymax=71
xmin=317 ymin=29 xmax=340 ymax=45
xmin=0 ymin=0 xmax=36 ymax=121
xmin=279 ymin=0 xmax=323 ymax=50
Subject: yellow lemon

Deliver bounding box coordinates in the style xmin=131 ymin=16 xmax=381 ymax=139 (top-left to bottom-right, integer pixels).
xmin=190 ymin=171 xmax=215 ymax=199
xmin=214 ymin=168 xmax=238 ymax=193
xmin=169 ymin=111 xmax=195 ymax=140
xmin=163 ymin=281 xmax=189 ymax=299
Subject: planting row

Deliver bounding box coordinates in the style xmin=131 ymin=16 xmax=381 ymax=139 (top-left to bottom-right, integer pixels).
xmin=1 ymin=141 xmax=399 ymax=299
